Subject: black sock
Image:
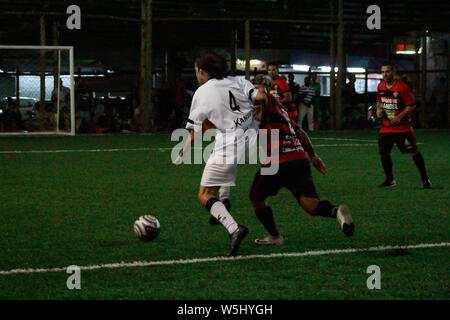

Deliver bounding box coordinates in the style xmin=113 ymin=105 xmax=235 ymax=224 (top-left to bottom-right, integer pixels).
xmin=412 ymin=152 xmax=428 ymax=179
xmin=205 ymin=198 xmax=219 ymax=212
xmin=316 ymin=200 xmax=338 ymax=218
xmin=222 ymin=199 xmax=232 ymax=212
xmin=255 ymin=206 xmax=279 ymax=236
xmin=381 ymin=155 xmax=394 ymax=181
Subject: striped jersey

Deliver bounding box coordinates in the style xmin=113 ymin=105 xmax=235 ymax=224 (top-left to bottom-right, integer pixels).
xmin=260 ymin=93 xmax=309 ymax=166
xmin=299 ymin=85 xmax=316 ymax=105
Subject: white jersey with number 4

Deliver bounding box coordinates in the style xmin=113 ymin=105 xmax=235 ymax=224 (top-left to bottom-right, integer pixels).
xmin=186 ymin=76 xmax=258 ymax=161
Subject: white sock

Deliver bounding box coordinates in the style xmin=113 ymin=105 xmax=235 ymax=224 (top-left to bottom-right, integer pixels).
xmin=218 ymin=186 xmax=231 ymax=201
xmin=210 ymin=201 xmax=238 ymax=234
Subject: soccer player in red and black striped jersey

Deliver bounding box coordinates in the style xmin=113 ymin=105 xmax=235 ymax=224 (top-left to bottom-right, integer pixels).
xmin=267 ymin=62 xmax=298 ymax=121
xmin=249 ymin=75 xmax=355 ymax=245
xmin=376 ymin=62 xmax=431 ymax=188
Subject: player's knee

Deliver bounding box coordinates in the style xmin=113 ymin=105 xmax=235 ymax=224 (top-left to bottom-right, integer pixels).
xmin=198 ymin=191 xmax=209 ymax=206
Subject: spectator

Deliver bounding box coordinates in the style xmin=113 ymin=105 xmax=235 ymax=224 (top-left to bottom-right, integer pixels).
xmin=75 ymin=79 xmax=94 ymax=132
xmin=431 ymin=77 xmax=448 ymax=128
xmin=298 ymin=76 xmax=316 ymax=131
xmin=2 ymin=98 xmax=22 ymax=131
xmin=344 ymin=74 xmax=357 ymax=104
xmin=310 ymin=73 xmax=322 ymax=129
xmin=171 ymin=75 xmax=187 ymax=129
xmin=288 ymin=73 xmax=300 ymax=105
xmin=51 ymin=78 xmax=70 ymax=111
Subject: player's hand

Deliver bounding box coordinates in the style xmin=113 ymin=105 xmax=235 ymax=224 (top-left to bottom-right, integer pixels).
xmin=390 ymin=115 xmax=402 ymax=125
xmin=253 ymin=104 xmax=262 ymax=121
xmin=172 ymin=151 xmax=183 ymax=165
xmin=312 ymin=156 xmax=326 ymax=175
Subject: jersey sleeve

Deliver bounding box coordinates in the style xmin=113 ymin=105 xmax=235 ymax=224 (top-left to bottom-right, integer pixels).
xmin=185 ymin=91 xmax=207 ymax=132
xmin=401 ymin=84 xmax=415 ymax=106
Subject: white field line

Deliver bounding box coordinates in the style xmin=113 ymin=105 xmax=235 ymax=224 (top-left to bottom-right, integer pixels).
xmin=0 ymin=242 xmax=448 ymax=276
xmin=0 ymin=144 xmax=379 ymax=154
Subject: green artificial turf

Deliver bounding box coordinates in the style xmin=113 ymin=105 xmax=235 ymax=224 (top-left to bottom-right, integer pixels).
xmin=0 ymin=130 xmax=448 ymax=299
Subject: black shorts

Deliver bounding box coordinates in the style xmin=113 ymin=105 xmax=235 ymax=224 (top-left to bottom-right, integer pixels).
xmin=378 ymin=132 xmax=418 ymax=156
xmin=250 ymin=158 xmax=318 ymax=201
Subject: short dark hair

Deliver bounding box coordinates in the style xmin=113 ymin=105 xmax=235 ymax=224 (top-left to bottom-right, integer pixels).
xmin=195 ymin=51 xmax=228 ymax=79
xmin=267 ymin=61 xmax=279 ymax=69
xmin=381 ymin=61 xmax=395 ymax=70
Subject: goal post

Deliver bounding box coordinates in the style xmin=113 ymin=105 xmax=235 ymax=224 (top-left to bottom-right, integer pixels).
xmin=0 ymin=45 xmax=75 ymax=136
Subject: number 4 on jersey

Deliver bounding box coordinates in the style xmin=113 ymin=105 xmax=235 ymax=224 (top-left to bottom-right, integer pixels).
xmin=229 ymin=91 xmax=241 ymax=112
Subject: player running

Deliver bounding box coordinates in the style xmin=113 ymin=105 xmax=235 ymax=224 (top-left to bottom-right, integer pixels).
xmin=174 ymin=52 xmax=266 ymax=256
xmin=249 ymin=74 xmax=354 ymax=245
xmin=376 ymin=62 xmax=431 ymax=188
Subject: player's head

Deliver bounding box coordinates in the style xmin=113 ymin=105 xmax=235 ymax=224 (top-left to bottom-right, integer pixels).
xmin=348 ymin=73 xmax=356 ymax=83
xmin=252 ymin=74 xmax=271 ymax=93
xmin=267 ymin=62 xmax=279 ymax=80
xmin=304 ymin=76 xmax=311 ymax=86
xmin=288 ymin=73 xmax=295 ymax=82
xmin=194 ymin=52 xmax=228 ymax=85
xmin=381 ymin=61 xmax=395 ymax=83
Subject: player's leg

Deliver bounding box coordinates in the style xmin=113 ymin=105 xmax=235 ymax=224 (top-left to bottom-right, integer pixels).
xmin=307 ymin=105 xmax=314 ymax=131
xmin=209 ymin=186 xmax=232 ymax=226
xmin=198 ymin=185 xmax=237 ymax=234
xmin=199 ymin=161 xmax=248 ymax=256
xmin=396 ymin=132 xmax=431 ymax=188
xmin=378 ymin=133 xmax=396 ymax=187
xmin=297 ymin=196 xmax=354 ymax=237
xmin=288 ymin=159 xmax=355 ymax=236
xmin=297 ymin=103 xmax=307 ymax=130
xmin=249 ymin=169 xmax=284 ymax=245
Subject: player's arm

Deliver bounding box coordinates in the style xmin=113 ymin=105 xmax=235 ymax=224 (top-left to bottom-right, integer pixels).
xmin=376 ymin=102 xmax=384 ymax=118
xmin=295 ymin=127 xmax=326 ymax=174
xmin=391 ymin=85 xmax=416 ymax=124
xmin=173 ymin=92 xmax=205 ymax=164
xmin=252 ymin=89 xmax=268 ymax=122
xmin=390 ymin=105 xmax=415 ymax=124
xmin=176 ymin=129 xmax=196 ymax=159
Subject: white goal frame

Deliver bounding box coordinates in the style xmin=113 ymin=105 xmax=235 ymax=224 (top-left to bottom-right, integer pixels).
xmin=0 ymin=45 xmax=75 ymax=136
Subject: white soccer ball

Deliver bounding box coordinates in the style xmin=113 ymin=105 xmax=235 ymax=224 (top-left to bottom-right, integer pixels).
xmin=133 ymin=215 xmax=160 ymax=242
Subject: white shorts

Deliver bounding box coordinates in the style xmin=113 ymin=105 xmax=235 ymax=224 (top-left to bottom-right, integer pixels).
xmin=200 ymin=155 xmax=238 ymax=187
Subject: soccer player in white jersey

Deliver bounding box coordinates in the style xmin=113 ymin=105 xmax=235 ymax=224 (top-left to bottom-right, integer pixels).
xmin=175 ymin=52 xmax=267 ymax=256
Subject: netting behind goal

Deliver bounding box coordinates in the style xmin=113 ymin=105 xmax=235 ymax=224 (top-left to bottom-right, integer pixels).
xmin=0 ymin=46 xmax=75 ymax=135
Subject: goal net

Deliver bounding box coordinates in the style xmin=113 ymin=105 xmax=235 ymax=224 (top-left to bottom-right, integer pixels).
xmin=0 ymin=45 xmax=75 ymax=135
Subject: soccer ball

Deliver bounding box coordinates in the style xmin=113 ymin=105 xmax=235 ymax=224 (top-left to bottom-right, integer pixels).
xmin=134 ymin=215 xmax=160 ymax=242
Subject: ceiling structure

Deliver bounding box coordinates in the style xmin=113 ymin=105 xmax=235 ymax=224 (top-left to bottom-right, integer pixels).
xmin=0 ymin=0 xmax=448 ymax=66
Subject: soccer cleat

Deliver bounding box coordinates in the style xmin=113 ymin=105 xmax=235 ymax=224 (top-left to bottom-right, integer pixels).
xmin=209 ymin=216 xmax=221 ymax=226
xmin=378 ymin=179 xmax=396 ymax=187
xmin=254 ymin=234 xmax=284 ymax=245
xmin=336 ymin=205 xmax=355 ymax=237
xmin=422 ymin=178 xmax=432 ymax=189
xmin=228 ymin=225 xmax=248 ymax=257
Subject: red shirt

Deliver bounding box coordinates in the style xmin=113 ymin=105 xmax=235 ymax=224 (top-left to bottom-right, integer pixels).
xmin=270 ymin=76 xmax=297 ymax=121
xmin=260 ymin=93 xmax=308 ymax=166
xmin=377 ymin=80 xmax=415 ymax=133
